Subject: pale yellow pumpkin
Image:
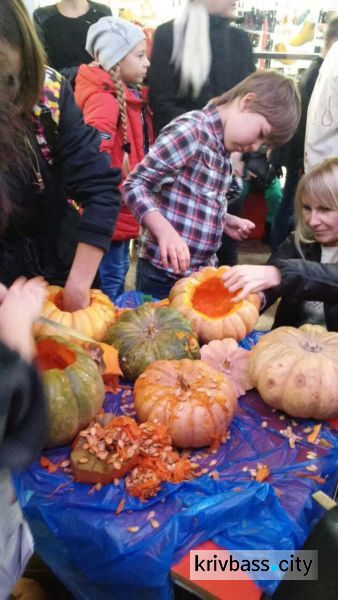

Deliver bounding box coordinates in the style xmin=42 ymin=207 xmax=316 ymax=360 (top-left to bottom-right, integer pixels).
xmin=169 ymin=266 xmax=260 ymax=343
xmin=34 ymin=285 xmax=116 ymax=341
xmin=134 ymin=358 xmax=237 ymax=448
xmin=249 ymin=324 xmax=338 ymax=419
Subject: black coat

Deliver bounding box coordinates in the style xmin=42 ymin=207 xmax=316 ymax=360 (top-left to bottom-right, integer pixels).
xmin=148 ymin=16 xmax=255 ymax=135
xmin=0 ymin=76 xmax=121 ymax=287
xmin=0 ymin=342 xmax=46 ymax=472
xmin=264 ymin=234 xmax=338 ymax=330
xmin=33 ymin=1 xmax=111 ymax=84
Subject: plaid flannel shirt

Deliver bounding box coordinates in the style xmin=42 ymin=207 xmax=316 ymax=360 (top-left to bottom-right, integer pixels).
xmin=123 ymin=105 xmax=232 ymax=277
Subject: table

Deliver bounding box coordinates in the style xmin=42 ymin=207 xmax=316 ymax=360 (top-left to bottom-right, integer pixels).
xmin=14 ymin=387 xmax=338 ymax=600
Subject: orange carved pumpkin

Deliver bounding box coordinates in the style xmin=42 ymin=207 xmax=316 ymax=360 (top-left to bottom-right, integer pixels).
xmin=169 ymin=266 xmax=260 ymax=343
xmin=249 ymin=324 xmax=338 ymax=419
xmin=134 ymin=359 xmax=237 ymax=448
xmin=35 ymin=285 xmax=116 ymax=341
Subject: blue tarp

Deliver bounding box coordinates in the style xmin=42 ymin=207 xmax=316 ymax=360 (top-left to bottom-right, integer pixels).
xmin=14 ymin=293 xmax=338 ymax=599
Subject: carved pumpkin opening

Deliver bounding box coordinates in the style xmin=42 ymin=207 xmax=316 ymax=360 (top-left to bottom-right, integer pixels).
xmin=36 ymin=339 xmax=76 ymax=371
xmin=192 ymin=277 xmax=239 ymax=318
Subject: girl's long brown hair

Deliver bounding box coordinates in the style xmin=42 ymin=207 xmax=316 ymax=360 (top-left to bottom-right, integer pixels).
xmin=0 ymin=0 xmax=46 ymax=230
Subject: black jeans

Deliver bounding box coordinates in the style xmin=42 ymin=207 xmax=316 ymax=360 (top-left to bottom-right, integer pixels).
xmin=136 ymin=258 xmax=179 ymax=300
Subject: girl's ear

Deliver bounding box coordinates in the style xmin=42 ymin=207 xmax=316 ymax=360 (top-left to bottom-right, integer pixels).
xmin=239 ymin=92 xmax=256 ymax=112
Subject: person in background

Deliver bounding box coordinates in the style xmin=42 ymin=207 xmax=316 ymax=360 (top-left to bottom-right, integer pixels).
xmin=270 ymin=15 xmax=338 ymax=250
xmin=123 ymin=71 xmax=301 ymax=300
xmin=0 ymin=277 xmax=47 ymax=599
xmin=33 ymin=0 xmax=111 ymax=85
xmin=0 ymin=0 xmax=121 ymax=312
xmin=222 ymin=158 xmax=338 ymax=331
xmin=75 ymin=17 xmax=153 ymax=301
xmin=305 ymin=16 xmax=338 ymax=172
xmin=148 ymin=0 xmax=255 ymax=134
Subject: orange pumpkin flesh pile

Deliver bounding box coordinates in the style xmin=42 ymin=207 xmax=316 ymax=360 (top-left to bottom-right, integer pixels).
xmin=70 ymin=414 xmax=196 ymax=498
xmin=36 ymin=338 xmax=76 ymax=372
xmin=192 ymin=276 xmax=240 ymax=318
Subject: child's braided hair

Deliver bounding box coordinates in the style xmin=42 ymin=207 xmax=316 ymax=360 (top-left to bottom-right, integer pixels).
xmin=109 ymin=67 xmax=131 ymax=177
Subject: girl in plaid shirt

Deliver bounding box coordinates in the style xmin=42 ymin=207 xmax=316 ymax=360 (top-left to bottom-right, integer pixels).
xmin=123 ymin=70 xmax=301 ymax=299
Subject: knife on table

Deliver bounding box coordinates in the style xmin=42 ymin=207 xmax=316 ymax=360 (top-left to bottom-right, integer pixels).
xmin=35 ymin=316 xmax=98 ymax=344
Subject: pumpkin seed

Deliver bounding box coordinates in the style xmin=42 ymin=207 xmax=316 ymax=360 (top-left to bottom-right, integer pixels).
xmin=209 ymin=459 xmax=217 ymax=467
xmin=61 ymin=459 xmax=71 ymax=468
xmin=147 ymin=511 xmax=156 ymax=520
xmin=150 ymin=519 xmax=160 ymax=529
xmin=306 ymin=464 xmax=318 ymax=472
xmin=79 ymin=457 xmax=89 ymax=464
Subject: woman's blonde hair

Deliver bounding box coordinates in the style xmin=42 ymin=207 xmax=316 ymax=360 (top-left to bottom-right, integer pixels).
xmin=172 ymin=0 xmax=211 ymax=98
xmin=0 ymin=0 xmax=45 ymax=115
xmin=109 ymin=67 xmax=131 ymax=177
xmin=295 ymin=158 xmax=338 ymax=252
xmin=211 ymin=70 xmax=301 ymax=147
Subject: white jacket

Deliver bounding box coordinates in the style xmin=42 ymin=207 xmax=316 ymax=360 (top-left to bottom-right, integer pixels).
xmin=304 ymin=41 xmax=338 ymax=172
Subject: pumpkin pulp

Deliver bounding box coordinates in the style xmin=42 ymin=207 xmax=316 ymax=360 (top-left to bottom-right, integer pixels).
xmin=36 ymin=339 xmax=76 ymax=371
xmin=191 ymin=277 xmax=240 ymax=318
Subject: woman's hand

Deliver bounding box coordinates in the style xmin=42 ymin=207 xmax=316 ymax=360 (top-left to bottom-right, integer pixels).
xmin=222 ymin=265 xmax=281 ymax=302
xmin=0 ymin=277 xmax=48 ymax=361
xmin=224 ymin=214 xmax=255 ymax=241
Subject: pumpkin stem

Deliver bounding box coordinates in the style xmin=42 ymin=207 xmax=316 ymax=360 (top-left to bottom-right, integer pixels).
xmin=145 ymin=322 xmax=159 ymax=339
xmin=302 ymin=342 xmax=322 ymax=353
xmin=177 ymin=374 xmax=190 ymax=392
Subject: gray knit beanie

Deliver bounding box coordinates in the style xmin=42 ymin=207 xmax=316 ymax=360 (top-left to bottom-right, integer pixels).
xmin=86 ymin=17 xmax=145 ymax=71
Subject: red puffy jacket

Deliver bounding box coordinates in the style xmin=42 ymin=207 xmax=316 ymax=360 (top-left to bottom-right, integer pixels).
xmin=75 ymin=65 xmax=153 ymax=241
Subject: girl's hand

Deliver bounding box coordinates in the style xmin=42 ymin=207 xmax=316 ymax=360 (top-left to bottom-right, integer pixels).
xmin=222 ymin=265 xmax=281 ymax=302
xmin=0 ymin=277 xmax=48 ymax=361
xmin=224 ymin=214 xmax=255 ymax=241
xmin=159 ymin=230 xmax=190 ymax=273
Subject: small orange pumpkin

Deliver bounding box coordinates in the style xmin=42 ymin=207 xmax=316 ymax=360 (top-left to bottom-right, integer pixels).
xmin=249 ymin=324 xmax=338 ymax=419
xmin=169 ymin=266 xmax=260 ymax=343
xmin=35 ymin=285 xmax=116 ymax=341
xmin=134 ymin=358 xmax=237 ymax=448
xmin=200 ymin=338 xmax=252 ymax=397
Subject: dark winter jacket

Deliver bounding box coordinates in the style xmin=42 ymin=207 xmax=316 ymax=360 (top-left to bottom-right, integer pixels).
xmin=33 ymin=1 xmax=111 ymax=84
xmin=0 ymin=72 xmax=121 ymax=287
xmin=148 ymin=16 xmax=255 ymax=134
xmin=263 ymin=234 xmax=338 ymax=330
xmin=0 ymin=343 xmax=46 ymax=472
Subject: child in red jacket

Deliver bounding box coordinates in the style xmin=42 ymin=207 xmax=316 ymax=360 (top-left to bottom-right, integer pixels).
xmin=75 ymin=16 xmax=153 ymax=301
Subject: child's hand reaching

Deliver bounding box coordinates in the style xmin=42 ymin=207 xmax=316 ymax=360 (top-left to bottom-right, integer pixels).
xmin=0 ymin=277 xmax=48 ymax=362
xmin=159 ymin=229 xmax=190 ymax=273
xmin=142 ymin=210 xmax=190 ymax=273
xmin=222 ymin=265 xmax=281 ymax=302
xmin=223 ymin=214 xmax=255 ymax=241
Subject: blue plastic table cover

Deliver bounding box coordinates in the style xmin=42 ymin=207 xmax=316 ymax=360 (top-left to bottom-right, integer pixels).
xmin=14 ymin=292 xmax=338 ymax=599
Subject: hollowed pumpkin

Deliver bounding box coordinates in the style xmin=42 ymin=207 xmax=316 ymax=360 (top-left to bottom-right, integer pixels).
xmin=134 ymin=359 xmax=237 ymax=448
xmin=34 ymin=285 xmax=116 ymax=341
xmin=36 ymin=336 xmax=105 ymax=447
xmin=249 ymin=324 xmax=338 ymax=419
xmin=169 ymin=266 xmax=260 ymax=343
xmin=104 ymin=303 xmax=200 ymax=381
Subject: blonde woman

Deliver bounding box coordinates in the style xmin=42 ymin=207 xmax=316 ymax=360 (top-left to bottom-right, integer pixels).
xmin=222 ymin=158 xmax=338 ymax=330
xmin=75 ymin=16 xmax=153 ymax=301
